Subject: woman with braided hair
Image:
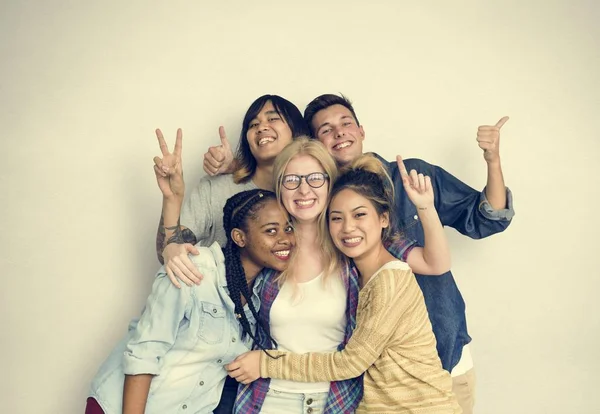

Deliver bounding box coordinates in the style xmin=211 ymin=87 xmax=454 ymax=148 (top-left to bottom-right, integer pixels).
xmin=85 ymin=189 xmax=295 ymax=414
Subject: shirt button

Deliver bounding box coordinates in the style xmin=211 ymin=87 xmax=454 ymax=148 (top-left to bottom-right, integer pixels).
xmin=307 ymin=408 xmax=313 ymax=413
xmin=212 ymin=308 xmax=217 ymax=313
xmin=217 ymin=359 xmax=222 ymax=363
xmin=232 ymin=337 xmax=236 ymax=342
xmin=413 ymin=214 xmax=418 ymax=220
xmin=306 ymin=398 xmax=313 ymax=405
xmin=182 ymin=404 xmax=187 ymax=409
xmin=199 ymin=381 xmax=204 ymax=386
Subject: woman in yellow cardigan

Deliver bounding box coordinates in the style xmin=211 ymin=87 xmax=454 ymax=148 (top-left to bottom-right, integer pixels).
xmin=227 ymin=155 xmax=461 ymax=413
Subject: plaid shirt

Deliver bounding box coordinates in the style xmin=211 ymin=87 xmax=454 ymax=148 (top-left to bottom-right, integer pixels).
xmin=233 ymin=237 xmax=415 ymax=414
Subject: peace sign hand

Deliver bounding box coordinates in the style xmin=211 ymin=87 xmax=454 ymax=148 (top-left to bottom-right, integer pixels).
xmin=153 ymin=128 xmax=184 ymax=200
xmin=397 ymin=155 xmax=434 ymax=210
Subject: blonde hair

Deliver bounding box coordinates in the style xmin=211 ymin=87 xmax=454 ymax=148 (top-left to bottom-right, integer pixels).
xmin=272 ymin=136 xmax=341 ymax=285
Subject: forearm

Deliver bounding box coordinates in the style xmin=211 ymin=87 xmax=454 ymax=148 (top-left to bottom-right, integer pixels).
xmin=261 ymin=343 xmax=374 ymax=382
xmin=155 ymin=197 xmax=185 ymax=262
xmin=123 ymin=374 xmax=153 ymax=414
xmin=484 ymin=162 xmax=507 ymax=210
xmin=418 ymin=206 xmax=451 ymax=274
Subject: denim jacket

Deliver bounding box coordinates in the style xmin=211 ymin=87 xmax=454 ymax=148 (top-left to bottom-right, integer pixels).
xmin=89 ymin=242 xmax=263 ymax=414
xmin=374 ymin=154 xmax=515 ymax=371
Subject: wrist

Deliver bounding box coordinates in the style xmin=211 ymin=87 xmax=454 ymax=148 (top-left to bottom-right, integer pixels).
xmin=486 ymin=159 xmax=502 ymax=170
xmin=416 ymin=202 xmax=435 ymax=211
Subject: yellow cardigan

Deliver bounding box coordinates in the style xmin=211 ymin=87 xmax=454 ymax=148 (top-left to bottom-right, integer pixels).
xmin=260 ymin=261 xmax=461 ymax=413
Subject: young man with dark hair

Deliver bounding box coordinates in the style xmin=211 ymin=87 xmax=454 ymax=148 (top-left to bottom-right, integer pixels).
xmin=304 ymin=93 xmax=514 ymax=414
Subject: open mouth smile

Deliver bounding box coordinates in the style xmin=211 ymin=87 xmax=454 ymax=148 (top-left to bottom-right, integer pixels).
xmin=258 ymin=136 xmax=276 ymax=146
xmin=341 ymin=236 xmax=363 ymax=247
xmin=273 ymin=249 xmax=291 ymax=260
xmin=294 ymin=199 xmax=316 ymax=208
xmin=332 ymin=141 xmax=352 ymax=151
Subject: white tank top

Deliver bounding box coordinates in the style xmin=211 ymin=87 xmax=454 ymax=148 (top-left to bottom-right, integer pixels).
xmin=269 ymin=272 xmax=347 ymax=393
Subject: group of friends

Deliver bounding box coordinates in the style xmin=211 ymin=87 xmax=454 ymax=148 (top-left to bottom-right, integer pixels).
xmin=85 ymin=93 xmax=515 ymax=414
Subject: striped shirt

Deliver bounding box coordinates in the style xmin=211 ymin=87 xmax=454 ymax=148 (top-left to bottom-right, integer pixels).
xmin=260 ymin=261 xmax=461 ymax=414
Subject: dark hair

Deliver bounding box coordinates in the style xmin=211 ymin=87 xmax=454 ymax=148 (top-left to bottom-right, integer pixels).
xmin=303 ymin=93 xmax=361 ymax=137
xmin=329 ymin=155 xmax=396 ymax=243
xmin=233 ymin=95 xmax=309 ymax=184
xmin=222 ymin=189 xmax=280 ymax=353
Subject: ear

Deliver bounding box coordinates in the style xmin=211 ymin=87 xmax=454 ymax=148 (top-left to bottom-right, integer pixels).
xmin=231 ymin=228 xmax=246 ymax=248
xmin=380 ymin=211 xmax=390 ymax=229
xmin=358 ymin=125 xmax=365 ymax=141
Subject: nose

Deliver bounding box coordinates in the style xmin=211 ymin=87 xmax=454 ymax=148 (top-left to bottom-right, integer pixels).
xmin=277 ymin=232 xmax=293 ymax=247
xmin=334 ymin=126 xmax=345 ymax=138
xmin=257 ymin=121 xmax=269 ymax=133
xmin=342 ymin=218 xmax=355 ymax=233
xmin=297 ymin=179 xmax=311 ymax=194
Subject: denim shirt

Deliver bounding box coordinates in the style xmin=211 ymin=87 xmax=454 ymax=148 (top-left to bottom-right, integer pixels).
xmin=89 ymin=242 xmax=264 ymax=414
xmin=373 ymin=154 xmax=515 ymax=371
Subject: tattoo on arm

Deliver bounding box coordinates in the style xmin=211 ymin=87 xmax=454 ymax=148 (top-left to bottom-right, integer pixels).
xmin=156 ymin=215 xmax=167 ymax=264
xmin=156 ymin=214 xmax=198 ymax=265
xmin=165 ymin=220 xmax=184 ymax=245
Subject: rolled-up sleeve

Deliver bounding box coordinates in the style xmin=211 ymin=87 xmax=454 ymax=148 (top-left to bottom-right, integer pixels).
xmin=478 ymin=187 xmax=515 ymax=221
xmin=123 ymin=268 xmax=192 ymax=375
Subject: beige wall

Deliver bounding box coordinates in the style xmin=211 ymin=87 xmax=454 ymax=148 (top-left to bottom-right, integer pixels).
xmin=2 ymin=1 xmax=599 ymax=413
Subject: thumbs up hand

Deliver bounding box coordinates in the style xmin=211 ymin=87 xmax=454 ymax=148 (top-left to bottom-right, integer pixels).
xmin=476 ymin=116 xmax=509 ymax=165
xmin=203 ymin=126 xmax=235 ymax=176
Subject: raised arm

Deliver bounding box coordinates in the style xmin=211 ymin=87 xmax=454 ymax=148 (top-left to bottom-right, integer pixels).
xmin=153 ymin=128 xmax=202 ymax=287
xmin=478 ymin=116 xmax=509 ymax=210
xmin=397 ymin=156 xmax=450 ymax=276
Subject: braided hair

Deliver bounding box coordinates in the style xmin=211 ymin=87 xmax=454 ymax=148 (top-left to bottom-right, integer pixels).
xmin=330 ymin=155 xmax=397 ymax=243
xmin=222 ymin=189 xmax=280 ymax=353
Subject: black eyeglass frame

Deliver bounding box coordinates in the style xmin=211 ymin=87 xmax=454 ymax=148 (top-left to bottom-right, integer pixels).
xmin=281 ymin=172 xmax=329 ymax=190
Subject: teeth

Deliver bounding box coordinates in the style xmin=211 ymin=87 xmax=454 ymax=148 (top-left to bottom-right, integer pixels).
xmin=333 ymin=141 xmax=351 ymax=150
xmin=258 ymin=137 xmax=275 ymax=146
xmin=343 ymin=237 xmax=362 ymax=244
xmin=274 ymin=250 xmax=290 ymax=257
xmin=296 ymin=199 xmax=315 ymax=207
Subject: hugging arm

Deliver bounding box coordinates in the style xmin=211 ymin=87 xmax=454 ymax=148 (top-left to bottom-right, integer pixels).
xmin=228 ymin=269 xmax=418 ymax=384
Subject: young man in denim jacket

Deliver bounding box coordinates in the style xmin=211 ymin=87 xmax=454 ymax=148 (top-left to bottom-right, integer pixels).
xmin=299 ymin=93 xmax=514 ymax=414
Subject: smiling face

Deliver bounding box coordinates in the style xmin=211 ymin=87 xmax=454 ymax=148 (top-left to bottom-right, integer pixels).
xmin=312 ymin=104 xmax=365 ymax=167
xmin=328 ymin=188 xmax=389 ymax=260
xmin=280 ymin=154 xmax=329 ymax=223
xmin=246 ymin=101 xmax=294 ymax=165
xmin=238 ymin=198 xmax=295 ymax=273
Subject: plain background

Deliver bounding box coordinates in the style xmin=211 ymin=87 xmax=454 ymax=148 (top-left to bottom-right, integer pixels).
xmin=2 ymin=1 xmax=599 ymax=413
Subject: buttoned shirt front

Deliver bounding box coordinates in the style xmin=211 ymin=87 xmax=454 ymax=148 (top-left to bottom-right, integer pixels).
xmin=89 ymin=242 xmax=264 ymax=414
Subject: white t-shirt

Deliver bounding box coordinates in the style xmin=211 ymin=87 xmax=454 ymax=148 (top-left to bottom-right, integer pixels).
xmin=269 ymin=272 xmax=347 ymax=393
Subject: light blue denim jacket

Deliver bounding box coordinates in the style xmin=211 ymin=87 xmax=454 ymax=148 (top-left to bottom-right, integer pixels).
xmin=89 ymin=242 xmax=263 ymax=414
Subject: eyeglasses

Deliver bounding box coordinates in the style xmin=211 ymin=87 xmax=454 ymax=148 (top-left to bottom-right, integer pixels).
xmin=282 ymin=172 xmax=329 ymax=190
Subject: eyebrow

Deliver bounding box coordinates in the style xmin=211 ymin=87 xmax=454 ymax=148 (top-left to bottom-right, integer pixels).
xmin=316 ymin=115 xmax=354 ymax=133
xmin=250 ymin=110 xmax=281 ymax=123
xmin=260 ymin=222 xmax=280 ymax=228
xmin=329 ymin=205 xmax=368 ymax=214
